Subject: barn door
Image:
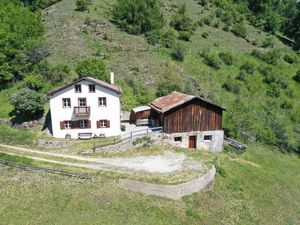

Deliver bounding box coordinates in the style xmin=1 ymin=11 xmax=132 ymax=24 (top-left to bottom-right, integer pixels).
xmin=188 ymin=136 xmax=197 ymax=149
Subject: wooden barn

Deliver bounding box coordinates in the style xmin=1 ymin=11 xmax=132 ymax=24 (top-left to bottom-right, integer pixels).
xmin=129 ymin=106 xmax=151 ymax=126
xmin=148 ymin=91 xmax=225 ymax=151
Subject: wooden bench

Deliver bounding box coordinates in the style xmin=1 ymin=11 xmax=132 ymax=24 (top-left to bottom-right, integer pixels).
xmin=78 ymin=133 xmax=93 ymax=140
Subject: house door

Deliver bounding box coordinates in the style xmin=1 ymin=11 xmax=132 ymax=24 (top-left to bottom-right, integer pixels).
xmin=188 ymin=136 xmax=197 ymax=149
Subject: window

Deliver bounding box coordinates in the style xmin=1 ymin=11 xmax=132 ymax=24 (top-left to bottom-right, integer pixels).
xmin=99 ymin=120 xmax=107 ymax=128
xmin=75 ymin=84 xmax=81 ymax=93
xmin=64 ymin=121 xmax=72 ymax=129
xmin=80 ymin=120 xmax=88 ymax=129
xmin=204 ymin=135 xmax=212 ymax=141
xmin=62 ymin=98 xmax=71 ymax=108
xmin=78 ymin=98 xmax=87 ymax=107
xmin=89 ymin=84 xmax=95 ymax=93
xmin=99 ymin=97 xmax=107 ymax=106
xmin=174 ymin=137 xmax=182 ymax=142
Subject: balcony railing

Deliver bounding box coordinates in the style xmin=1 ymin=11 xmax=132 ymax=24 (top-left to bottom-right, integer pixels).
xmin=74 ymin=106 xmax=90 ymax=116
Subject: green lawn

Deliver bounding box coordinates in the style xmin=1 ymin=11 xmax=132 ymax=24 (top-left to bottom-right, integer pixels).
xmin=0 ymin=144 xmax=299 ymax=225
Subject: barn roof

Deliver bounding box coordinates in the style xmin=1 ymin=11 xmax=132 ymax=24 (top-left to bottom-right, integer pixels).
xmin=131 ymin=105 xmax=151 ymax=113
xmin=149 ymin=91 xmax=225 ymax=113
xmin=48 ymin=76 xmax=122 ymax=96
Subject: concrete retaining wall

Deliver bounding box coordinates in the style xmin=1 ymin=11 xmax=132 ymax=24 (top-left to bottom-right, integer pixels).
xmin=119 ymin=165 xmax=216 ymax=200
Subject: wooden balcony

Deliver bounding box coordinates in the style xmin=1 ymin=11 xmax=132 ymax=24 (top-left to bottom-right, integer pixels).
xmin=74 ymin=106 xmax=90 ymax=116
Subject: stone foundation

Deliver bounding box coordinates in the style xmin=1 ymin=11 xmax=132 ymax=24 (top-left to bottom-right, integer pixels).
xmin=119 ymin=165 xmax=216 ymax=200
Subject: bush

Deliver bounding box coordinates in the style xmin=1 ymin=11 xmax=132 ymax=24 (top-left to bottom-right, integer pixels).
xmin=112 ymin=0 xmax=164 ymax=34
xmin=201 ymin=32 xmax=209 ymax=39
xmin=171 ymin=43 xmax=185 ymax=62
xmin=178 ymin=31 xmax=192 ymax=41
xmin=200 ymin=50 xmax=222 ymax=69
xmin=240 ymin=61 xmax=255 ymax=74
xmin=76 ymin=0 xmax=90 ymax=11
xmin=219 ymin=51 xmax=234 ymax=65
xmin=24 ymin=74 xmax=44 ymax=90
xmin=170 ymin=4 xmax=194 ymax=33
xmin=10 ymin=88 xmax=45 ymax=119
xmin=261 ymin=36 xmax=275 ymax=48
xmin=121 ymin=124 xmax=126 ymax=131
xmin=156 ymin=74 xmax=184 ymax=97
xmin=222 ymin=81 xmax=240 ymax=94
xmin=283 ymin=54 xmax=298 ymax=64
xmin=75 ymin=58 xmax=108 ymax=82
xmin=146 ymin=29 xmax=162 ymax=45
xmin=293 ymin=70 xmax=300 ymax=83
xmin=213 ymin=157 xmax=226 ymax=177
xmin=161 ymin=30 xmax=176 ymax=48
xmin=223 ymin=24 xmax=230 ymax=32
xmin=231 ymin=22 xmax=247 ymax=38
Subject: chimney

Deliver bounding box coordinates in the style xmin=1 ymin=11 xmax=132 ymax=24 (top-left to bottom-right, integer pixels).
xmin=110 ymin=71 xmax=114 ymax=84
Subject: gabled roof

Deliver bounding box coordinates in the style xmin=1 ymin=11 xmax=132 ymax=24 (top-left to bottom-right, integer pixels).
xmin=131 ymin=105 xmax=151 ymax=113
xmin=149 ymin=91 xmax=225 ymax=113
xmin=47 ymin=76 xmax=122 ymax=96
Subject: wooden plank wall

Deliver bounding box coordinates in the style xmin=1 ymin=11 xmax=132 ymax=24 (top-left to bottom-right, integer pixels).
xmin=162 ymin=99 xmax=223 ymax=133
xmin=130 ymin=109 xmax=151 ymax=122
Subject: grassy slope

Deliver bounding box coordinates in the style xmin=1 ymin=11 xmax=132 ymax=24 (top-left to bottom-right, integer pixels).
xmin=0 ymin=145 xmax=299 ymax=225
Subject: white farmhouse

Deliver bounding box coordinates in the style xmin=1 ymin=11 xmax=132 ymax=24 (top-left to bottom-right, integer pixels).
xmin=48 ymin=75 xmax=122 ymax=139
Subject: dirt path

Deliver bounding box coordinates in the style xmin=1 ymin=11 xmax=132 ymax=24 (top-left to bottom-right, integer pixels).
xmin=0 ymin=144 xmax=198 ymax=173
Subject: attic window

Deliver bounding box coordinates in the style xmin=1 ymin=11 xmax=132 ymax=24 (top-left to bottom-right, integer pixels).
xmin=89 ymin=84 xmax=95 ymax=93
xmin=75 ymin=84 xmax=81 ymax=93
xmin=174 ymin=136 xmax=182 ymax=142
xmin=204 ymin=135 xmax=212 ymax=141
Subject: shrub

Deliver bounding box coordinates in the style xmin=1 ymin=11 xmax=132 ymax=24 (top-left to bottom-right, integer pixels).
xmin=293 ymin=70 xmax=300 ymax=83
xmin=146 ymin=29 xmax=162 ymax=45
xmin=161 ymin=30 xmax=176 ymax=48
xmin=236 ymin=71 xmax=246 ymax=81
xmin=10 ymin=88 xmax=45 ymax=119
xmin=24 ymin=74 xmax=44 ymax=90
xmin=202 ymin=17 xmax=211 ymax=26
xmin=240 ymin=61 xmax=255 ymax=74
xmin=201 ymin=52 xmax=221 ymax=69
xmin=112 ymin=0 xmax=164 ymax=34
xmin=76 ymin=0 xmax=90 ymax=11
xmin=262 ymin=49 xmax=281 ymax=65
xmin=219 ymin=51 xmax=234 ymax=65
xmin=267 ymin=84 xmax=281 ymax=98
xmin=231 ymin=22 xmax=247 ymax=38
xmin=222 ymin=81 xmax=240 ymax=94
xmin=201 ymin=32 xmax=209 ymax=39
xmin=283 ymin=54 xmax=298 ymax=64
xmin=121 ymin=124 xmax=126 ymax=131
xmin=156 ymin=74 xmax=184 ymax=97
xmin=223 ymin=24 xmax=230 ymax=32
xmin=261 ymin=36 xmax=275 ymax=48
xmin=171 ymin=43 xmax=185 ymax=62
xmin=170 ymin=4 xmax=194 ymax=33
xmin=75 ymin=58 xmax=108 ymax=82
xmin=178 ymin=31 xmax=192 ymax=41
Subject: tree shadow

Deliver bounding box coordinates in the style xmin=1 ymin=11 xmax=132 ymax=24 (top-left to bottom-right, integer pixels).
xmin=10 ymin=109 xmax=44 ymax=125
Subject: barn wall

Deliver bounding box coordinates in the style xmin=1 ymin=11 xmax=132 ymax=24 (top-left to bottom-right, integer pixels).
xmin=162 ymin=99 xmax=223 ymax=133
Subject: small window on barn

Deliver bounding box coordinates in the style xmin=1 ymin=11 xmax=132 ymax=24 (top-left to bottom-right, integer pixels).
xmin=174 ymin=137 xmax=182 ymax=142
xmin=204 ymin=135 xmax=212 ymax=141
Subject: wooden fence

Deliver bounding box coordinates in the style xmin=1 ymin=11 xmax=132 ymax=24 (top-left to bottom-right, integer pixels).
xmin=0 ymin=159 xmax=91 ymax=180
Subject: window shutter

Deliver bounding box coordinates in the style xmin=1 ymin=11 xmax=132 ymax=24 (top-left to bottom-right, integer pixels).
xmin=60 ymin=121 xmax=65 ymax=130
xmin=88 ymin=120 xmax=91 ymax=128
xmin=106 ymin=120 xmax=110 ymax=128
xmin=96 ymin=120 xmax=100 ymax=128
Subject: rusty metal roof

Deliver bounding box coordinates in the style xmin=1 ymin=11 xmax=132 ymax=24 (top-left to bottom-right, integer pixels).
xmin=149 ymin=91 xmax=225 ymax=113
xmin=48 ymin=76 xmax=122 ymax=96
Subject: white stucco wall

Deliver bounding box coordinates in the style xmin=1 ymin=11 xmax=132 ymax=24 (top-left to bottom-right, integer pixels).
xmin=49 ymin=80 xmax=121 ymax=139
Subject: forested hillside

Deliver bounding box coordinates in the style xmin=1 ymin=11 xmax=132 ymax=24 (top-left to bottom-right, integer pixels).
xmin=0 ymin=0 xmax=300 ymax=152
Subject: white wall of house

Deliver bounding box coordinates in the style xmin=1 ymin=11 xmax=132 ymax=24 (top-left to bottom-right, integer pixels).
xmin=49 ymin=80 xmax=121 ymax=139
